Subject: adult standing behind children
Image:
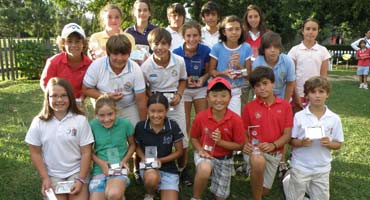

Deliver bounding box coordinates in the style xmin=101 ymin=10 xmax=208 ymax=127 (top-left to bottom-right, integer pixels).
xmin=242 ymin=67 xmax=292 ymax=200
xmin=200 ymin=1 xmax=220 ymax=49
xmin=351 ymin=29 xmax=370 ymax=50
xmin=89 ymin=4 xmax=136 ymax=60
xmin=40 ymin=23 xmax=91 ymax=104
xmin=82 ymin=34 xmax=147 ymax=127
xmin=166 ymin=3 xmax=186 ymax=50
xmin=26 ymin=78 xmax=94 ymax=200
xmin=288 ymin=18 xmax=330 ymax=112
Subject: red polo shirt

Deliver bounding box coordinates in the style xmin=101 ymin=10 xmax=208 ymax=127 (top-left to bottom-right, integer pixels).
xmin=40 ymin=52 xmax=92 ymax=98
xmin=191 ymin=108 xmax=246 ymax=157
xmin=242 ymin=96 xmax=293 ymax=152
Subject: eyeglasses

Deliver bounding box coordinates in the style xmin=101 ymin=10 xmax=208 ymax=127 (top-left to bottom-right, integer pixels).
xmin=49 ymin=94 xmax=69 ymax=100
xmin=224 ymin=27 xmax=242 ymax=32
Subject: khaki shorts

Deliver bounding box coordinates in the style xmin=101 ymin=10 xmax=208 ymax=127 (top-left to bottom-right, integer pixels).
xmin=49 ymin=171 xmax=81 ymax=189
xmin=183 ymin=87 xmax=207 ymax=102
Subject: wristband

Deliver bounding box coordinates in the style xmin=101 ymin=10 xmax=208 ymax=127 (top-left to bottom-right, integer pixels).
xmin=271 ymin=142 xmax=277 ymax=150
xmin=75 ymin=177 xmax=87 ymax=184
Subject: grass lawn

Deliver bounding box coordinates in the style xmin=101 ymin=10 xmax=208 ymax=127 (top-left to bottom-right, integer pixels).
xmin=0 ymin=70 xmax=369 ymax=200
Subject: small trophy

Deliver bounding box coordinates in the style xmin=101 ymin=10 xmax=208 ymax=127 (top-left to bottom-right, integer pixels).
xmin=89 ymin=41 xmax=103 ymax=58
xmin=190 ymin=59 xmax=201 ymax=86
xmin=106 ymin=147 xmax=127 ymax=176
xmin=55 ymin=181 xmax=75 ymax=194
xmin=202 ymin=127 xmax=216 ymax=156
xmin=248 ymin=125 xmax=261 ymax=155
xmin=140 ymin=146 xmax=159 ymax=169
xmin=130 ymin=44 xmax=149 ymax=61
xmin=305 ymin=126 xmax=325 ymax=140
xmin=162 ymin=92 xmax=175 ymax=111
xmin=45 ymin=188 xmax=57 ymax=200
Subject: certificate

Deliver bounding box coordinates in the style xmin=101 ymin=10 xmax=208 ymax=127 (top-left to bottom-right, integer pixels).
xmin=305 ymin=126 xmax=325 ymax=139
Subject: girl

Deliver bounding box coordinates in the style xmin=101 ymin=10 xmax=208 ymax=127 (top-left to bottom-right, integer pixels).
xmin=89 ymin=4 xmax=136 ymax=60
xmin=135 ymin=93 xmax=184 ymax=200
xmin=89 ymin=95 xmax=135 ymax=200
xmin=40 ymin=23 xmax=91 ymax=103
xmin=25 ymin=77 xmax=93 ymax=200
xmin=288 ymin=18 xmax=331 ymax=112
xmin=355 ymin=40 xmax=370 ymax=89
xmin=209 ymin=15 xmax=252 ymax=116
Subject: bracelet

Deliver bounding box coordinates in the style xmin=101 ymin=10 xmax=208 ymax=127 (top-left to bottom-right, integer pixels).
xmin=271 ymin=142 xmax=278 ymax=150
xmin=75 ymin=177 xmax=87 ymax=184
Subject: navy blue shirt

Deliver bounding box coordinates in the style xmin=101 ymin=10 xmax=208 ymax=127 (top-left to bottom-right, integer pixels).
xmin=125 ymin=23 xmax=157 ymax=47
xmin=134 ymin=118 xmax=184 ymax=174
xmin=173 ymin=43 xmax=211 ymax=88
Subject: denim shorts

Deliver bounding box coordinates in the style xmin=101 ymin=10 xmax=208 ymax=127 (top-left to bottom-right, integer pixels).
xmin=357 ymin=66 xmax=369 ymax=75
xmin=89 ymin=174 xmax=130 ymax=193
xmin=140 ymin=170 xmax=179 ymax=191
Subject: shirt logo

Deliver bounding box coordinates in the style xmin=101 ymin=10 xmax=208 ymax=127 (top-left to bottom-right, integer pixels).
xmin=277 ymin=109 xmax=282 ymax=113
xmin=255 ymin=112 xmax=261 ymax=119
xmin=163 ymin=135 xmax=173 ymax=144
xmin=124 ymin=81 xmax=133 ymax=91
xmin=66 ymin=128 xmax=77 ymax=136
xmin=171 ymin=70 xmax=178 ymax=77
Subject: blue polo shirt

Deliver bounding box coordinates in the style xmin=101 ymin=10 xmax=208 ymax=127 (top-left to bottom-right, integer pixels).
xmin=173 ymin=43 xmax=211 ymax=88
xmin=252 ymin=53 xmax=295 ymax=98
xmin=125 ymin=23 xmax=157 ymax=46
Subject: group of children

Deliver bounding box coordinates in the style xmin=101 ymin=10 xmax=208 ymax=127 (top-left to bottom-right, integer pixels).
xmin=26 ymin=1 xmax=345 ymax=200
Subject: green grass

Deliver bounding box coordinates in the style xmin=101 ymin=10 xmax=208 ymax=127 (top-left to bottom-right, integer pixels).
xmin=1 ymin=70 xmax=370 ymax=199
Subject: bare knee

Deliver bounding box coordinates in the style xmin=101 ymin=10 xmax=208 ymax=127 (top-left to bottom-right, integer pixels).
xmin=144 ymin=170 xmax=160 ymax=189
xmin=196 ymin=161 xmax=212 ymax=179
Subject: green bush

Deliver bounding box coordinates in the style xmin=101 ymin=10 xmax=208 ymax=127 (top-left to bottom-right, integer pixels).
xmin=14 ymin=40 xmax=55 ymax=79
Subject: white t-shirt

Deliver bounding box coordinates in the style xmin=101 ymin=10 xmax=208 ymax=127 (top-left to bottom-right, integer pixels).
xmin=166 ymin=26 xmax=184 ymax=51
xmin=83 ymin=56 xmax=146 ymax=109
xmin=141 ymin=52 xmax=187 ymax=92
xmin=288 ymin=42 xmax=331 ymax=97
xmin=25 ymin=113 xmax=94 ymax=178
xmin=291 ymin=106 xmax=344 ymax=174
xmin=201 ymin=26 xmax=220 ymax=49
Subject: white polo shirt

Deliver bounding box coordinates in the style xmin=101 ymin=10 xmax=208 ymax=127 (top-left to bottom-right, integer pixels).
xmin=201 ymin=26 xmax=220 ymax=49
xmin=83 ymin=56 xmax=146 ymax=109
xmin=25 ymin=113 xmax=94 ymax=178
xmin=291 ymin=106 xmax=344 ymax=174
xmin=288 ymin=42 xmax=331 ymax=97
xmin=166 ymin=26 xmax=184 ymax=51
xmin=141 ymin=52 xmax=187 ymax=92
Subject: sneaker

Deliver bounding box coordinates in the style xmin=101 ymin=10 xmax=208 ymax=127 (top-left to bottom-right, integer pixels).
xmin=143 ymin=194 xmax=154 ymax=200
xmin=363 ymin=84 xmax=368 ymax=89
xmin=134 ymin=171 xmax=142 ymax=185
xmin=180 ymin=169 xmax=193 ymax=186
xmin=359 ymin=83 xmax=364 ymax=88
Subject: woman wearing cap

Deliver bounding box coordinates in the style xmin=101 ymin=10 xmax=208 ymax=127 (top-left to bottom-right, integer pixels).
xmin=40 ymin=22 xmax=91 ymax=105
xmin=89 ymin=4 xmax=136 ymax=60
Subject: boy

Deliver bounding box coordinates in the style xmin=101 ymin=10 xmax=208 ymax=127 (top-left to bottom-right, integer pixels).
xmin=166 ymin=3 xmax=186 ymax=50
xmin=190 ymin=77 xmax=246 ymax=200
xmin=285 ymin=76 xmax=343 ymax=200
xmin=140 ymin=27 xmax=191 ymax=186
xmin=200 ymin=1 xmax=220 ymax=49
xmin=242 ymin=67 xmax=292 ymax=200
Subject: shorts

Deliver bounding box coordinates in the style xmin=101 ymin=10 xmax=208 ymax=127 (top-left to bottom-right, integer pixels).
xmin=243 ymin=152 xmax=282 ymax=189
xmin=194 ymin=152 xmax=234 ymax=199
xmin=49 ymin=171 xmax=81 ymax=189
xmin=167 ymin=100 xmax=188 ymax=148
xmin=286 ymin=168 xmax=330 ymax=200
xmin=229 ymin=88 xmax=241 ymax=116
xmin=183 ymin=87 xmax=207 ymax=102
xmin=356 ymin=66 xmax=369 ymax=75
xmin=140 ymin=170 xmax=179 ymax=191
xmin=89 ymin=174 xmax=130 ymax=193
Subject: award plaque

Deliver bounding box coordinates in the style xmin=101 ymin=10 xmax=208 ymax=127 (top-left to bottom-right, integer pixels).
xmin=248 ymin=125 xmax=261 ymax=155
xmin=162 ymin=92 xmax=175 ymax=111
xmin=55 ymin=181 xmax=74 ymax=194
xmin=45 ymin=188 xmax=57 ymax=200
xmin=190 ymin=59 xmax=201 ymax=84
xmin=140 ymin=146 xmax=159 ymax=169
xmin=202 ymin=127 xmax=215 ymax=156
xmin=305 ymin=126 xmax=325 ymax=139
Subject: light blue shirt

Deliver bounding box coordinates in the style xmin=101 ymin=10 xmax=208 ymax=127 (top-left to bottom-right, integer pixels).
xmin=210 ymin=42 xmax=252 ymax=88
xmin=252 ymin=53 xmax=295 ymax=98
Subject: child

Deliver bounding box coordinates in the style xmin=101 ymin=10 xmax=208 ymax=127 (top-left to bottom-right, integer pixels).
xmin=25 ymin=77 xmax=94 ymax=200
xmin=135 ymin=93 xmax=184 ymax=200
xmin=285 ymin=76 xmax=344 ymax=200
xmin=190 ymin=77 xmax=245 ymax=200
xmin=166 ymin=3 xmax=186 ymax=50
xmin=242 ymin=67 xmax=292 ymax=200
xmin=89 ymin=95 xmax=135 ymax=200
xmin=200 ymin=1 xmax=220 ymax=49
xmin=350 ymin=29 xmax=370 ymax=50
xmin=355 ymin=40 xmax=370 ymax=89
xmin=252 ymin=31 xmax=295 ymax=101
xmin=209 ymin=15 xmax=252 ymax=116
xmin=89 ymin=4 xmax=136 ymax=60
xmin=288 ymin=18 xmax=331 ymax=112
xmin=40 ymin=23 xmax=91 ymax=103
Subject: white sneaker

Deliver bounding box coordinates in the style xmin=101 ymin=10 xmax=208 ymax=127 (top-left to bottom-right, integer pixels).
xmin=359 ymin=83 xmax=364 ymax=88
xmin=144 ymin=194 xmax=154 ymax=200
xmin=364 ymin=84 xmax=368 ymax=89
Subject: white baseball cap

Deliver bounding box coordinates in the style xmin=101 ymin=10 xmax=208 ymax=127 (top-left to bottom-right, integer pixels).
xmin=61 ymin=23 xmax=86 ymax=39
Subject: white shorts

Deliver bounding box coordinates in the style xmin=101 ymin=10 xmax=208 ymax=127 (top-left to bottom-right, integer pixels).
xmin=228 ymin=88 xmax=241 ymax=116
xmin=167 ymin=100 xmax=189 ymax=148
xmin=183 ymin=87 xmax=207 ymax=102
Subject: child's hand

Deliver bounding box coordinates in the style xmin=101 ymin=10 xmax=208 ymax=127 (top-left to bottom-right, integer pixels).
xmin=211 ymin=128 xmax=222 ymax=144
xmin=301 ymin=138 xmax=312 ymax=147
xmin=170 ymin=93 xmax=181 ymax=106
xmin=41 ymin=177 xmax=52 ymax=197
xmin=156 ymin=159 xmax=162 ymax=168
xmin=187 ymin=77 xmax=196 ymax=87
xmin=320 ymin=137 xmax=331 ymax=148
xmin=120 ymin=161 xmax=130 ymax=173
xmin=259 ymin=142 xmax=275 ymax=153
xmin=108 ymin=92 xmax=123 ymax=101
xmin=99 ymin=161 xmax=110 ymax=176
xmin=242 ymin=143 xmax=253 ymax=155
xmin=194 ymin=77 xmax=205 ymax=87
xmin=70 ymin=181 xmax=83 ymax=195
xmin=199 ymin=150 xmax=213 ymax=159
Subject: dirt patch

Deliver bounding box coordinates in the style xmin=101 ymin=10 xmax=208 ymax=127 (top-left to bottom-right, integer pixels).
xmin=328 ymin=74 xmax=357 ymax=82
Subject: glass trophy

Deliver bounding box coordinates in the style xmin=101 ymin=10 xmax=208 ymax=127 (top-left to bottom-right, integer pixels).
xmin=140 ymin=146 xmax=159 ymax=169
xmin=190 ymin=59 xmax=201 ymax=86
xmin=162 ymin=93 xmax=175 ymax=111
xmin=130 ymin=44 xmax=149 ymax=61
xmin=202 ymin=127 xmax=216 ymax=156
xmin=305 ymin=126 xmax=325 ymax=139
xmin=55 ymin=181 xmax=74 ymax=194
xmin=248 ymin=125 xmax=261 ymax=155
xmin=89 ymin=41 xmax=103 ymax=58
xmin=106 ymin=147 xmax=127 ymax=175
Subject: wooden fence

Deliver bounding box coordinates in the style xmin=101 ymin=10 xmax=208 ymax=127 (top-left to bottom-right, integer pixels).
xmin=0 ymin=38 xmax=57 ymax=81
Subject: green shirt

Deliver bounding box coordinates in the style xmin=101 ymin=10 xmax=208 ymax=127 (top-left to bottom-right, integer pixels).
xmin=90 ymin=117 xmax=134 ymax=176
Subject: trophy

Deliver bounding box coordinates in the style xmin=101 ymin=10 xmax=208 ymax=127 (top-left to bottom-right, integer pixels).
xmin=45 ymin=188 xmax=57 ymax=200
xmin=140 ymin=146 xmax=159 ymax=169
xmin=248 ymin=125 xmax=261 ymax=155
xmin=162 ymin=92 xmax=175 ymax=111
xmin=190 ymin=59 xmax=202 ymax=85
xmin=305 ymin=126 xmax=325 ymax=140
xmin=89 ymin=41 xmax=103 ymax=58
xmin=202 ymin=127 xmax=216 ymax=156
xmin=54 ymin=181 xmax=75 ymax=194
xmin=130 ymin=44 xmax=150 ymax=61
xmin=106 ymin=147 xmax=127 ymax=176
